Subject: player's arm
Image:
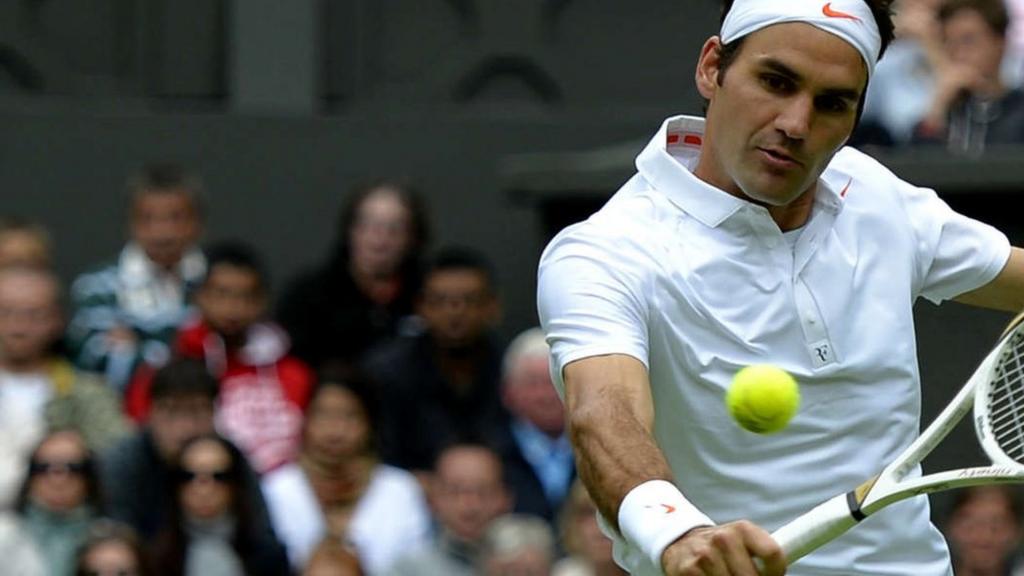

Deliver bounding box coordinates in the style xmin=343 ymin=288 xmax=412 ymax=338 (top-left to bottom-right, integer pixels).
xmin=564 ymin=353 xmax=786 ymax=576
xmin=955 ymin=246 xmax=1024 ymax=312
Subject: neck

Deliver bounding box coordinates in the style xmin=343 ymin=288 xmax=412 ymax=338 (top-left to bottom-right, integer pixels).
xmin=0 ymin=356 xmax=50 ymax=374
xmin=766 ymin=189 xmax=815 ymax=231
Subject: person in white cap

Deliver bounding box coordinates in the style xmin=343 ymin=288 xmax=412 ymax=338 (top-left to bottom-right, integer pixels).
xmin=536 ymin=0 xmax=1024 ymax=574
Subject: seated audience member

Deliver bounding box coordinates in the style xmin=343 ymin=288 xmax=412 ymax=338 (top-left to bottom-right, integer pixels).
xmin=0 ymin=267 xmax=129 ymax=508
xmin=945 ymin=485 xmax=1024 ymax=576
xmin=0 ymin=510 xmax=44 ymax=575
xmin=100 ymin=358 xmax=282 ymax=559
xmin=154 ymin=434 xmax=290 ymax=576
xmin=262 ymin=370 xmax=430 ymax=573
xmin=914 ymin=0 xmax=1024 ymax=153
xmin=126 ymin=241 xmax=314 ymax=474
xmin=303 ymin=538 xmax=364 ymax=576
xmin=552 ymin=480 xmax=625 ymax=576
xmin=17 ymin=430 xmax=103 ymax=576
xmin=385 ymin=444 xmax=512 ymax=576
xmin=366 ymin=248 xmax=506 ymax=472
xmin=0 ymin=217 xmax=51 ymax=269
xmin=477 ymin=514 xmax=556 ymax=576
xmin=68 ymin=164 xmax=206 ymax=391
xmin=277 ymin=179 xmax=430 ymax=372
xmin=74 ymin=519 xmax=154 ymax=576
xmin=860 ymin=0 xmax=947 ymax=144
xmin=491 ymin=327 xmax=574 ymax=525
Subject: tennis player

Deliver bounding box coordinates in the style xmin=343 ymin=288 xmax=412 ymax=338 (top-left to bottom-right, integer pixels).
xmin=537 ymin=0 xmax=1024 ymax=574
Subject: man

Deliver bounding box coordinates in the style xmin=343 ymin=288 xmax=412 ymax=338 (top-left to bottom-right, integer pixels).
xmin=537 ymin=2 xmax=1024 ymax=576
xmin=491 ymin=327 xmax=575 ymax=524
xmin=0 ymin=267 xmax=128 ymax=509
xmin=385 ymin=443 xmax=513 ymax=576
xmin=67 ymin=163 xmax=206 ymax=391
xmin=99 ymin=356 xmax=286 ymax=575
xmin=945 ymin=486 xmax=1024 ymax=575
xmin=366 ymin=247 xmax=506 ymax=473
xmin=914 ymin=0 xmax=1024 ymax=153
xmin=477 ymin=514 xmax=557 ymax=576
xmin=124 ymin=241 xmax=314 ymax=474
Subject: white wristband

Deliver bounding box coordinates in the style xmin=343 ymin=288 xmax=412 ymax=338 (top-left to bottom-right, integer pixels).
xmin=618 ymin=479 xmax=715 ymax=571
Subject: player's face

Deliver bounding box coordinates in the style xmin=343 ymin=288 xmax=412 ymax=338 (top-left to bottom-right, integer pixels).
xmin=695 ymin=23 xmax=866 ymax=208
xmin=130 ymin=190 xmax=200 ymax=269
xmin=197 ymin=264 xmax=266 ymax=342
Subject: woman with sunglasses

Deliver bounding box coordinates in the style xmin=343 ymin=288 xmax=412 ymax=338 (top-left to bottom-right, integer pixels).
xmin=74 ymin=519 xmax=153 ymax=576
xmin=153 ymin=433 xmax=289 ymax=576
xmin=16 ymin=428 xmax=104 ymax=576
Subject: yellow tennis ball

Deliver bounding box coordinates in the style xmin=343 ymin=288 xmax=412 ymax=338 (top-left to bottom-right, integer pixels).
xmin=726 ymin=364 xmax=800 ymax=434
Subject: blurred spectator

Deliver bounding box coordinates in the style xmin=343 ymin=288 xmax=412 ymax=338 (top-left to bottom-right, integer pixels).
xmin=16 ymin=430 xmax=103 ymax=576
xmin=945 ymin=485 xmax=1024 ymax=576
xmin=915 ymin=0 xmax=1024 ymax=153
xmin=367 ymin=247 xmax=506 ymax=472
xmin=277 ymin=179 xmax=430 ymax=372
xmin=0 ymin=267 xmax=129 ymax=508
xmin=385 ymin=444 xmax=512 ymax=576
xmin=861 ymin=0 xmax=947 ymax=144
xmin=303 ymin=538 xmax=364 ymax=576
xmin=126 ymin=241 xmax=314 ymax=474
xmin=491 ymin=327 xmax=574 ymax=525
xmin=0 ymin=510 xmax=44 ymax=575
xmin=67 ymin=164 xmax=206 ymax=391
xmin=262 ymin=369 xmax=430 ymax=573
xmin=0 ymin=217 xmax=51 ymax=269
xmin=153 ymin=434 xmax=290 ymax=576
xmin=477 ymin=514 xmax=556 ymax=576
xmin=74 ymin=519 xmax=154 ymax=576
xmin=552 ymin=480 xmax=625 ymax=576
xmin=100 ymin=357 xmax=282 ymax=562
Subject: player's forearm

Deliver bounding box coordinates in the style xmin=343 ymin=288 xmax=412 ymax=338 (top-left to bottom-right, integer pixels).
xmin=569 ymin=401 xmax=676 ymax=531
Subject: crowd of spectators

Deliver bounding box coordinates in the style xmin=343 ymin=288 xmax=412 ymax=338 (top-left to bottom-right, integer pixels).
xmin=0 ymin=161 xmax=598 ymax=576
xmin=4 ymin=1 xmax=1024 ymax=573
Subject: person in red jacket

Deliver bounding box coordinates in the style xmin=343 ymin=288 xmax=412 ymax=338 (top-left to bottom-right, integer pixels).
xmin=127 ymin=241 xmax=314 ymax=475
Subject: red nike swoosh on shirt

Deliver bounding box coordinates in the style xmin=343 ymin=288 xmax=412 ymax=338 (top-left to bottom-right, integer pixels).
xmin=822 ymin=2 xmax=861 ymax=21
xmin=661 ymin=504 xmax=676 ymax=514
xmin=840 ymin=177 xmax=852 ymax=198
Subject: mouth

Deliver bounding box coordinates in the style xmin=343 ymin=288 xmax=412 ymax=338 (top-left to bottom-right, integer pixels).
xmin=757 ymin=147 xmax=802 ymax=169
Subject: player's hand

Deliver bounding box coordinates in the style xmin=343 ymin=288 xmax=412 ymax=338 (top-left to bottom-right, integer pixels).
xmin=660 ymin=521 xmax=786 ymax=576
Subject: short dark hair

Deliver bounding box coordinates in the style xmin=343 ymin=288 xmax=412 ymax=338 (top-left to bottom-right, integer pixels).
xmin=938 ymin=0 xmax=1010 ymax=37
xmin=309 ymin=365 xmax=383 ymax=453
xmin=423 ymin=246 xmax=496 ymax=292
xmin=75 ymin=520 xmax=155 ymax=576
xmin=126 ymin=163 xmax=203 ymax=213
xmin=150 ymin=357 xmax=219 ymax=402
xmin=202 ymin=240 xmax=269 ymax=292
xmin=715 ymin=0 xmax=896 ymax=122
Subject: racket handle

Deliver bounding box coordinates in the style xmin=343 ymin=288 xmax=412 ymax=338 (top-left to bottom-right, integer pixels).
xmin=756 ymin=492 xmax=860 ymax=574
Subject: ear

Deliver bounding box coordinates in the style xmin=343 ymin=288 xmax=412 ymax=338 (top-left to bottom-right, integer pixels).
xmin=695 ymin=36 xmax=724 ymax=100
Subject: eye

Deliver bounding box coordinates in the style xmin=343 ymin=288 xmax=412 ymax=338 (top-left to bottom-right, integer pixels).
xmin=815 ymin=95 xmax=852 ymax=114
xmin=760 ymin=74 xmax=793 ymax=93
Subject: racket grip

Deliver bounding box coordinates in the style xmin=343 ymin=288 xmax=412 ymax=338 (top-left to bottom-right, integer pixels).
xmin=756 ymin=492 xmax=860 ymax=574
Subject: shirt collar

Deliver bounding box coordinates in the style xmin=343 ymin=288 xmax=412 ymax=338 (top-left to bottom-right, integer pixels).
xmin=635 ymin=115 xmax=846 ymax=227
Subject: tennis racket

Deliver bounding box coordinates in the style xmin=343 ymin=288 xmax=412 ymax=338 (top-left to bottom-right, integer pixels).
xmin=761 ymin=310 xmax=1024 ymax=572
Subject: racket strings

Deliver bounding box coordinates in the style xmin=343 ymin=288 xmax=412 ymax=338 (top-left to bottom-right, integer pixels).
xmin=987 ymin=331 xmax=1024 ymax=464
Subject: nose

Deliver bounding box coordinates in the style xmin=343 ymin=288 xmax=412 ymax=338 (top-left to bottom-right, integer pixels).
xmin=775 ymin=94 xmax=813 ymax=140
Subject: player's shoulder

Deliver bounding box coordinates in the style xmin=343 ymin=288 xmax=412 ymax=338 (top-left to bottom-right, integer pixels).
xmin=826 ymin=146 xmax=906 ymax=189
xmin=541 ymin=177 xmax=675 ymax=265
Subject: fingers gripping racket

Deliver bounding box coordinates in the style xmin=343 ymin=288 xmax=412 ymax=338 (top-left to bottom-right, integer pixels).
xmin=763 ymin=311 xmax=1024 ymax=571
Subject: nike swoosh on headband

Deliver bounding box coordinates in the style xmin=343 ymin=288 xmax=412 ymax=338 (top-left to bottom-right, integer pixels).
xmin=822 ymin=2 xmax=861 ymax=21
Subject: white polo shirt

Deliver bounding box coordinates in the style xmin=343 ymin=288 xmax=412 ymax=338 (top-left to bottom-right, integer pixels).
xmin=537 ymin=115 xmax=1011 ymax=576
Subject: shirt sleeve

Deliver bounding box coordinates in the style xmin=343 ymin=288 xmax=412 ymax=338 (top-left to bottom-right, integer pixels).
xmin=899 ymin=181 xmax=1011 ymax=304
xmin=537 ymin=221 xmax=654 ymax=396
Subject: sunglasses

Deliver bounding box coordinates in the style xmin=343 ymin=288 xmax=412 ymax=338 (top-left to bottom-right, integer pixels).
xmin=29 ymin=459 xmax=90 ymax=476
xmin=177 ymin=468 xmax=234 ymax=484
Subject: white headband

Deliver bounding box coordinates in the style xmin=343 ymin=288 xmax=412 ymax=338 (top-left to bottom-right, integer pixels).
xmin=720 ymin=0 xmax=881 ymax=77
